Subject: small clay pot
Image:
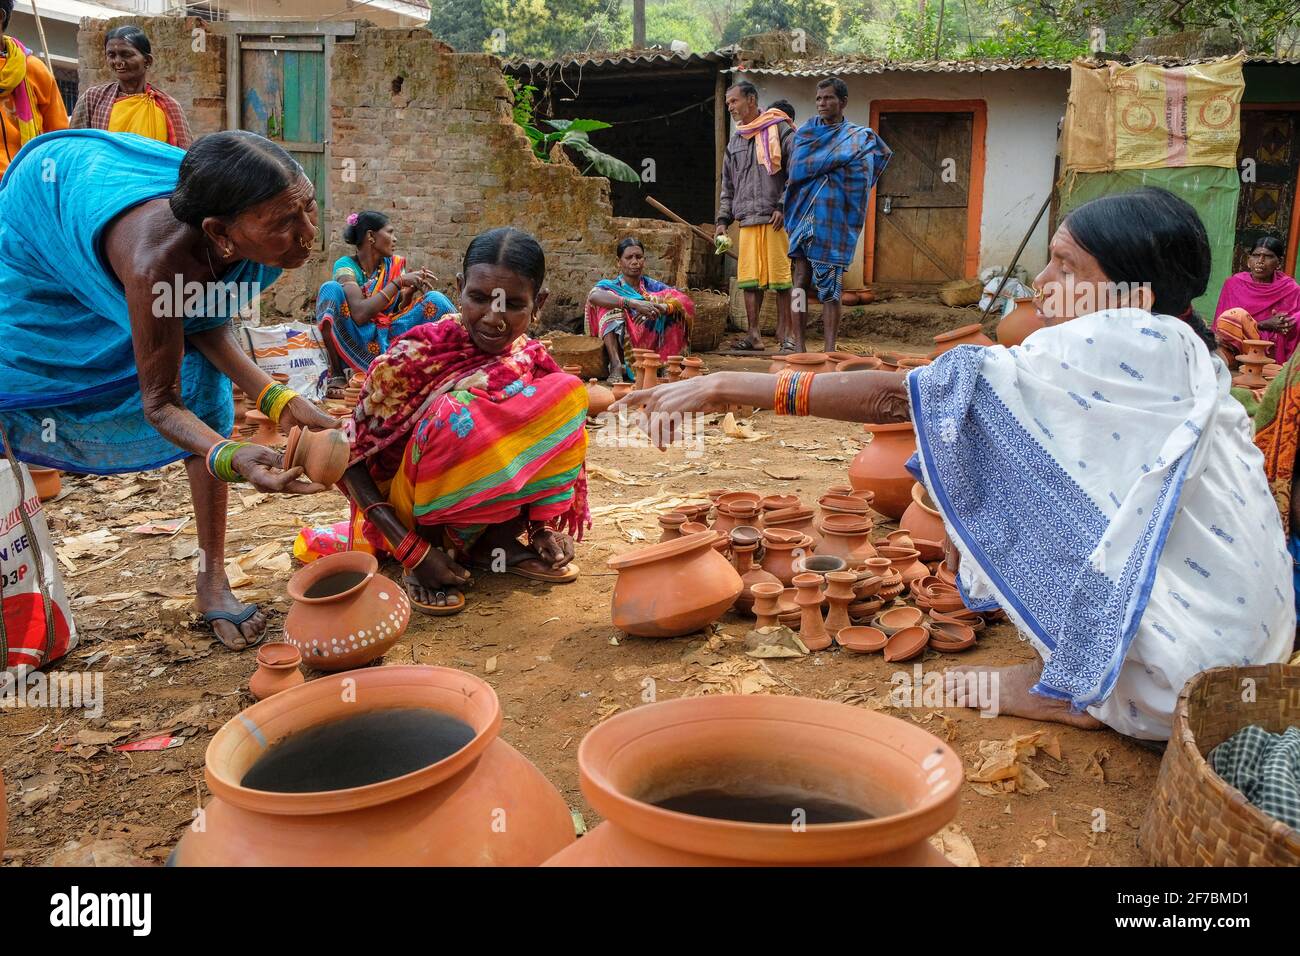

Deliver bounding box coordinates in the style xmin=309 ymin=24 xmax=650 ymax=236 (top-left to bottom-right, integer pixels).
xmin=873 ymin=605 xmax=925 ymax=636
xmin=900 ymin=483 xmax=946 ymax=547
xmin=931 ymin=323 xmax=993 ymax=356
xmin=244 ymin=409 xmax=279 ymax=447
xmin=26 ymin=466 xmax=61 ymax=501
xmin=836 ymin=626 xmax=888 ymax=653
xmin=611 ymin=382 xmax=632 ymax=401
xmin=609 ymin=530 xmax=743 ymax=637
xmin=883 ymin=626 xmax=929 ymax=662
xmin=885 ymin=529 xmax=916 ymax=552
xmin=659 ymin=512 xmax=688 ymax=542
xmin=760 ymin=529 xmax=813 ymax=586
xmin=248 ymin=642 xmax=305 ymax=701
xmin=996 ymin=297 xmax=1045 ymax=347
xmin=785 ymin=353 xmax=833 ymax=374
xmin=680 ymin=357 xmax=705 ymax=379
xmin=586 ymin=380 xmax=615 ymax=417
xmin=819 ymin=493 xmax=874 ymax=524
xmin=283 ymin=426 xmax=351 ymax=486
xmin=284 ymin=551 xmax=410 ymax=670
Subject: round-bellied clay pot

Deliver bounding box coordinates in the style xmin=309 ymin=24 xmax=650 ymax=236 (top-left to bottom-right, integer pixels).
xmin=837 ymin=626 xmax=888 ymax=653
xmin=877 ymin=545 xmax=928 ymax=586
xmin=899 ymin=483 xmax=948 ymax=560
xmin=26 ymin=466 xmax=61 ymax=501
xmin=248 ymin=642 xmax=305 ymax=701
xmin=173 ymin=665 xmax=574 ymax=866
xmin=849 ymin=422 xmax=917 ymax=519
xmin=883 ymin=626 xmax=929 ymax=663
xmin=760 ymin=528 xmax=813 ymax=586
xmin=785 ymin=353 xmax=833 ymax=374
xmin=283 ymin=426 xmax=351 ymax=486
xmin=609 ymin=530 xmax=743 ymax=637
xmin=283 ymin=551 xmax=410 ymax=671
xmin=732 ymin=542 xmax=781 ymax=613
xmin=659 ymin=512 xmax=688 ymax=542
xmin=996 ymin=297 xmax=1045 ymax=347
xmin=817 ymin=515 xmax=874 ymax=563
xmin=244 ymin=409 xmax=280 ymax=447
xmin=931 ymin=323 xmax=993 ymax=356
xmin=542 ymin=694 xmax=960 ymax=866
xmin=680 ymin=357 xmax=705 ymax=379
xmin=611 ymin=382 xmax=632 ymax=401
xmin=586 ymin=380 xmax=615 ymax=417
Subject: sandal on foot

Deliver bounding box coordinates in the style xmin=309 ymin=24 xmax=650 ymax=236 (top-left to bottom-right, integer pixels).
xmin=403 ymin=575 xmax=467 ymax=616
xmin=473 ymin=558 xmax=580 ymax=584
xmin=201 ymin=605 xmax=265 ymax=649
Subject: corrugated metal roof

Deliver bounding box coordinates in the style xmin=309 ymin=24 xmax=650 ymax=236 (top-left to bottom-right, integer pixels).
xmin=505 ymin=48 xmax=735 ymax=72
xmin=741 ymin=57 xmax=1070 ymax=76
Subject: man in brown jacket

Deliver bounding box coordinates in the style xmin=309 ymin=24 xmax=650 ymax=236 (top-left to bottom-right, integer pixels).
xmin=716 ymin=81 xmax=795 ymax=352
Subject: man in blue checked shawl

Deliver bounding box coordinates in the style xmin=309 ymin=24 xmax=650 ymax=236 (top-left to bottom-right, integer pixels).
xmin=784 ymin=76 xmax=892 ymax=353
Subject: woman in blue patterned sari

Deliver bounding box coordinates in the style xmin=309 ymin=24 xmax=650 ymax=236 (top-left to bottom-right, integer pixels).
xmin=314 ymin=210 xmax=456 ymax=379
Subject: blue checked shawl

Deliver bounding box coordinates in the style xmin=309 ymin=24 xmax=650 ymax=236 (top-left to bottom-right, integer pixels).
xmin=784 ymin=118 xmax=891 ymax=268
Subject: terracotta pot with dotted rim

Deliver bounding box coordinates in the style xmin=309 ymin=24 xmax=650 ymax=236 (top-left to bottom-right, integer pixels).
xmin=609 ymin=530 xmax=743 ymax=638
xmin=173 ymin=665 xmax=575 ymax=866
xmin=931 ymin=323 xmax=993 ymax=357
xmin=283 ymin=551 xmax=410 ymax=671
xmin=849 ymin=422 xmax=917 ymax=519
xmin=542 ymin=694 xmax=960 ymax=866
xmin=248 ymin=642 xmax=305 ymax=701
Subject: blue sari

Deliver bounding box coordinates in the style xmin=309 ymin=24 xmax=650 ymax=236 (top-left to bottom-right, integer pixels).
xmin=0 ymin=130 xmax=280 ymax=473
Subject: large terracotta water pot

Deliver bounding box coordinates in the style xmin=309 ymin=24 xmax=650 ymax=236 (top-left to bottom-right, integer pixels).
xmin=849 ymin=422 xmax=917 ymax=519
xmin=543 ymin=694 xmax=960 ymax=866
xmin=609 ymin=530 xmax=743 ymax=637
xmin=283 ymin=551 xmax=410 ymax=671
xmin=931 ymin=323 xmax=993 ymax=356
xmin=899 ymin=482 xmax=948 ymax=558
xmin=172 ymin=666 xmax=575 ymax=866
xmin=996 ymin=297 xmax=1045 ymax=347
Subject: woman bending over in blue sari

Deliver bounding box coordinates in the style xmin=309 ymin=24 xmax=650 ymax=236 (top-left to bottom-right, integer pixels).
xmin=0 ymin=129 xmax=339 ymax=650
xmin=314 ymin=210 xmax=456 ymax=379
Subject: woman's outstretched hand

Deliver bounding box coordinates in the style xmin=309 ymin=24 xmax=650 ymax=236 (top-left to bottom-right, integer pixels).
xmin=609 ymin=378 xmax=719 ymax=450
xmin=231 ymin=444 xmax=330 ymax=495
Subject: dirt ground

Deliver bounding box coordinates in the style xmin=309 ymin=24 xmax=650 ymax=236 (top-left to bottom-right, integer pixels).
xmin=1 ymin=320 xmax=1162 ymax=868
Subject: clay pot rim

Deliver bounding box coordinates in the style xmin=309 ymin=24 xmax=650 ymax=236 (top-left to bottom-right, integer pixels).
xmin=206 ymin=665 xmax=501 ymax=816
xmin=716 ymin=491 xmax=763 ymax=508
xmin=837 ymin=626 xmax=888 ymax=652
xmin=932 ymin=323 xmax=986 ymax=344
xmin=256 ymin=642 xmax=302 ymax=668
xmin=764 ymin=505 xmax=816 ymax=523
xmin=836 ymin=358 xmax=881 ymax=371
xmin=659 ymin=512 xmax=689 ymax=526
xmin=864 ymin=421 xmax=914 ymax=434
xmin=286 ymin=550 xmax=378 ymax=605
xmin=792 ymin=555 xmax=848 ymax=574
xmin=750 ymin=581 xmax=785 ymax=597
xmin=820 ymin=515 xmax=873 ymax=533
xmin=608 ymin=529 xmax=720 ymax=571
xmin=575 ymin=694 xmax=963 ymax=862
xmin=785 ymin=352 xmax=829 ymax=364
xmin=762 ymin=528 xmax=808 ymax=547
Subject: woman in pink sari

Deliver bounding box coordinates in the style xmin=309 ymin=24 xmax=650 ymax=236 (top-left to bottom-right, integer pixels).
xmin=1213 ymin=236 xmax=1300 ymax=363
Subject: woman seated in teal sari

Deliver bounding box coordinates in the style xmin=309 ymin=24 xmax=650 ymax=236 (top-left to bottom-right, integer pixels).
xmin=315 ymin=210 xmax=456 ymax=378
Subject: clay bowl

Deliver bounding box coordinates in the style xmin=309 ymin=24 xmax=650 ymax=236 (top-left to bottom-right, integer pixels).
xmin=927 ymin=588 xmax=967 ymax=613
xmin=760 ymin=494 xmax=801 ymax=512
xmin=26 ymin=466 xmax=62 ymax=501
xmin=928 ymin=622 xmax=977 ymax=652
xmin=836 ymin=626 xmax=888 ymax=653
xmin=729 ymin=525 xmax=764 ymax=549
xmin=283 ymin=425 xmax=351 ymax=485
xmin=873 ymin=605 xmax=925 ymax=636
xmin=716 ymin=491 xmax=763 ymax=510
xmin=883 ymin=626 xmax=930 ymax=663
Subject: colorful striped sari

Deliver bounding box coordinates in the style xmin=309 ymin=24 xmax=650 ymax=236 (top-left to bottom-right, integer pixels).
xmin=315 ymin=254 xmax=455 ymax=371
xmin=349 ymin=316 xmax=589 ymax=554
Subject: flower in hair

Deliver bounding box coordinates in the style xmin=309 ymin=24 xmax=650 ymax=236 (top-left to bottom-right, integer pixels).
xmin=347 ymin=213 xmax=360 ymax=226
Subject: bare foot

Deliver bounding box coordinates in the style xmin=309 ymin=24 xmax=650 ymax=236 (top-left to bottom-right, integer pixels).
xmin=196 ymin=573 xmax=267 ymax=650
xmin=944 ymin=661 xmax=1105 ymax=729
xmin=404 ymin=545 xmax=471 ymax=611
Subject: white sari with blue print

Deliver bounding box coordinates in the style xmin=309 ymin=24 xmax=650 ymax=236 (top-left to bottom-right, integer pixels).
xmin=908 ymin=308 xmax=1293 ymax=740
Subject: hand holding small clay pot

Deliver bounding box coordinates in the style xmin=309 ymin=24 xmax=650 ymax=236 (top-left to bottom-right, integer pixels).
xmin=278 ymin=395 xmax=342 ymax=435
xmin=231 ymin=444 xmax=329 ymax=495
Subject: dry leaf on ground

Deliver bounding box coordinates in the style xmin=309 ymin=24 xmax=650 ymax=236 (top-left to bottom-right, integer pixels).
xmin=929 ymin=823 xmax=981 ymax=866
xmin=966 ymin=730 xmax=1054 ymax=795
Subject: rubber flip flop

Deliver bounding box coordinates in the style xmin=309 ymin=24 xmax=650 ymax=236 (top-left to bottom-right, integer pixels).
xmin=472 ymin=559 xmax=580 ymax=584
xmin=201 ymin=605 xmax=265 ymax=648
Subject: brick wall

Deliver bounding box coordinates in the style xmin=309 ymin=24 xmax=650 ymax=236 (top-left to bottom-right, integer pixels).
xmin=79 ymin=19 xmax=688 ymax=326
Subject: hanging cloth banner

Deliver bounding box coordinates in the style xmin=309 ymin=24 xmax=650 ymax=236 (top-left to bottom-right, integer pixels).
xmin=1061 ymin=52 xmax=1244 ymax=173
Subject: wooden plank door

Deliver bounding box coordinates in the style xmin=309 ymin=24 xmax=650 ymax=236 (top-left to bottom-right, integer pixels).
xmin=235 ymin=37 xmax=328 ymax=235
xmin=872 ymin=111 xmax=973 ymax=283
xmin=1234 ymin=108 xmax=1300 ymax=275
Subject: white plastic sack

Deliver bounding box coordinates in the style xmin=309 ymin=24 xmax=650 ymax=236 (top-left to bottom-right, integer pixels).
xmin=1 ymin=460 xmax=78 ymax=674
xmin=242 ymin=322 xmax=331 ymax=402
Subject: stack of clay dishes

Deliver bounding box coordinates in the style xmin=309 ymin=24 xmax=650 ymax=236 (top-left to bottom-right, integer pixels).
xmin=759 ymin=528 xmax=813 ymax=586
xmin=816 ymin=514 xmax=874 ymax=563
xmin=762 ymin=505 xmax=820 ymax=546
xmin=909 ymin=576 xmax=966 ymax=614
xmin=776 ymin=588 xmax=802 ymax=628
xmin=659 ymin=512 xmax=688 ymax=542
xmin=928 ymin=621 xmax=977 ymax=653
xmin=714 ymin=499 xmax=763 ymax=537
xmin=883 ymin=626 xmax=929 ymax=662
xmin=847 ymin=596 xmax=885 ymax=624
xmin=935 ymin=561 xmax=958 ymax=588
xmin=836 ymin=625 xmax=888 ymax=654
xmin=1264 ymin=363 xmax=1282 ymax=383
xmin=872 ymin=605 xmax=924 ymax=636
xmin=929 ymin=608 xmax=986 ymax=633
xmin=1234 ymin=340 xmax=1273 ymax=389
xmin=676 ymin=502 xmax=712 ymax=526
xmin=818 ymin=492 xmax=873 ymax=524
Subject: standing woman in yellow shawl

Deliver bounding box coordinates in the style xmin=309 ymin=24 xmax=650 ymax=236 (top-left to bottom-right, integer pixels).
xmin=70 ymin=26 xmax=192 ymax=149
xmin=0 ymin=0 xmax=68 ymax=174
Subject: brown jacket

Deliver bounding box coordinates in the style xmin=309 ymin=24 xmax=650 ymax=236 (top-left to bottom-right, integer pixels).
xmin=716 ymin=122 xmax=794 ymax=227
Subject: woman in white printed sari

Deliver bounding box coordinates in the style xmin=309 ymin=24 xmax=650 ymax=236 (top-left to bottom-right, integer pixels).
xmin=613 ymin=188 xmax=1294 ymax=740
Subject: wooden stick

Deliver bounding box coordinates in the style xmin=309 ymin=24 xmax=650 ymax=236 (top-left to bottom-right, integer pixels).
xmin=646 ymin=194 xmax=738 ymax=259
xmin=28 ymin=0 xmax=55 ymax=73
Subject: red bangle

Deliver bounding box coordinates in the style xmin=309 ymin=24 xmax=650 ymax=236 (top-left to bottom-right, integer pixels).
xmin=393 ymin=529 xmax=431 ymax=570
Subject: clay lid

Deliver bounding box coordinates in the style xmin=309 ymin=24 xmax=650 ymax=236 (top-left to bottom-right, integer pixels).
xmin=819 ymin=494 xmax=872 ymax=514
xmin=821 ymin=514 xmax=873 ymax=534
xmin=762 ymin=527 xmax=806 ymax=546
xmin=933 ymin=323 xmax=985 ymax=343
xmin=608 ymin=529 xmax=721 ymax=571
xmin=760 ymin=494 xmax=801 ymax=511
xmin=729 ymin=525 xmax=763 ymax=547
xmin=717 ymin=490 xmax=762 ymax=508
xmin=837 ymin=626 xmax=888 ymax=653
xmin=256 ymin=642 xmax=302 ymax=668
xmin=884 ymin=626 xmax=929 ymax=662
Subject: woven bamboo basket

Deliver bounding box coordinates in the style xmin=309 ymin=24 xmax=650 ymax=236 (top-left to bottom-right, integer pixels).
xmin=1139 ymin=663 xmax=1300 ymax=866
xmin=689 ymin=289 xmax=729 ymax=353
xmin=545 ymin=332 xmax=607 ymax=380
